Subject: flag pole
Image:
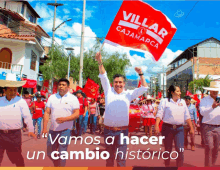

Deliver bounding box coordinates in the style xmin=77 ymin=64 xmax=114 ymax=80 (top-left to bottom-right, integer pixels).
xmin=99 ymin=42 xmax=105 ymax=52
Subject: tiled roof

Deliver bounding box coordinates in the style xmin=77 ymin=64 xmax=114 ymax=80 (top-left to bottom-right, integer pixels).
xmin=0 ymin=7 xmax=25 ymax=21
xmin=0 ymin=24 xmax=35 ymax=41
xmin=0 ymin=34 xmax=35 ymax=41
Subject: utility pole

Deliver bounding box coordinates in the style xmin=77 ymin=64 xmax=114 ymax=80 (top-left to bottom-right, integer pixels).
xmin=47 ymin=0 xmax=63 ymax=94
xmin=65 ymin=48 xmax=74 ymax=80
xmin=79 ymin=0 xmax=86 ymax=87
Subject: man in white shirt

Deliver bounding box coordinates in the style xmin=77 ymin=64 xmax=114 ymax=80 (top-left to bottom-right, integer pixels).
xmin=42 ymin=78 xmax=80 ymax=167
xmin=0 ymin=73 xmax=36 ymax=167
xmin=95 ymin=52 xmax=148 ymax=167
xmin=200 ymin=81 xmax=220 ymax=167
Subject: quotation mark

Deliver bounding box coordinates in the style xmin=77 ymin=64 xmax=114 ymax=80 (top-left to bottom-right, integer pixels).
xmin=179 ymin=148 xmax=184 ymax=152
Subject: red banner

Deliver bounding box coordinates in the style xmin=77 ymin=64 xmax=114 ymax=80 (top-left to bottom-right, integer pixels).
xmin=104 ymin=1 xmax=177 ymax=61
xmin=83 ymin=78 xmax=99 ymax=98
xmin=22 ymin=78 xmax=37 ymax=88
xmin=52 ymin=81 xmax=58 ymax=94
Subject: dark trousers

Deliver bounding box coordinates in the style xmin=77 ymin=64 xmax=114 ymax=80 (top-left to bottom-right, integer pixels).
xmin=104 ymin=128 xmax=128 ymax=167
xmin=0 ymin=129 xmax=25 ymax=167
xmin=162 ymin=124 xmax=184 ymax=167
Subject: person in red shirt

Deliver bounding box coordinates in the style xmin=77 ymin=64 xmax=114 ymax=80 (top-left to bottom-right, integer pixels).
xmin=31 ymin=93 xmax=45 ymax=139
xmin=75 ymin=90 xmax=88 ymax=136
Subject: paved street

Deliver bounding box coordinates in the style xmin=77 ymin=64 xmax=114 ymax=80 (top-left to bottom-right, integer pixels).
xmin=2 ymin=128 xmax=220 ymax=167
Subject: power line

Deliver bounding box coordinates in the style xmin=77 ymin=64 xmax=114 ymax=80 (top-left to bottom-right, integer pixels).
xmin=178 ymin=1 xmax=199 ymax=28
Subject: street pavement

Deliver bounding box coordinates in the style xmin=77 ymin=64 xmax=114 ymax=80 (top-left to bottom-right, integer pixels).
xmin=2 ymin=127 xmax=220 ymax=167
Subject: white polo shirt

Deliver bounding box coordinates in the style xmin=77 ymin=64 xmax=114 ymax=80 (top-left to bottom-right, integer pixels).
xmin=156 ymin=98 xmax=191 ymax=125
xmin=46 ymin=92 xmax=80 ymax=131
xmin=200 ymin=95 xmax=220 ymax=125
xmin=0 ymin=96 xmax=34 ymax=132
xmin=99 ymin=72 xmax=148 ymax=127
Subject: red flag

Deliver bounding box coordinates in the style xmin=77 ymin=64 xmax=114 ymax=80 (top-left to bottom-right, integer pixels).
xmin=76 ymin=86 xmax=84 ymax=91
xmin=186 ymin=91 xmax=193 ymax=96
xmin=83 ymin=78 xmax=99 ymax=98
xmin=137 ymin=80 xmax=141 ymax=88
xmin=33 ymin=87 xmax=37 ymax=94
xmin=22 ymin=78 xmax=37 ymax=88
xmin=52 ymin=81 xmax=58 ymax=94
xmin=158 ymin=91 xmax=162 ymax=98
xmin=110 ymin=83 xmax=112 ymax=87
xmin=104 ymin=1 xmax=177 ymax=61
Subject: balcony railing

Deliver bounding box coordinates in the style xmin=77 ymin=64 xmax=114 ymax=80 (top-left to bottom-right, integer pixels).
xmin=0 ymin=61 xmax=23 ymax=74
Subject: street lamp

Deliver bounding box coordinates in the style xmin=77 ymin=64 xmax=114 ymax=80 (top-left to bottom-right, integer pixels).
xmin=65 ymin=47 xmax=74 ymax=80
xmin=54 ymin=18 xmax=72 ymax=32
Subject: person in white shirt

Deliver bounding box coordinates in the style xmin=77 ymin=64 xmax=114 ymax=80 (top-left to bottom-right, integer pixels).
xmin=95 ymin=52 xmax=148 ymax=167
xmin=0 ymin=73 xmax=36 ymax=167
xmin=42 ymin=78 xmax=80 ymax=167
xmin=155 ymin=85 xmax=194 ymax=167
xmin=200 ymin=81 xmax=220 ymax=167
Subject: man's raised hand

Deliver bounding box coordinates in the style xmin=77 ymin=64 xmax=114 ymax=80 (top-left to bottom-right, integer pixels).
xmin=95 ymin=52 xmax=102 ymax=63
xmin=135 ymin=67 xmax=143 ymax=74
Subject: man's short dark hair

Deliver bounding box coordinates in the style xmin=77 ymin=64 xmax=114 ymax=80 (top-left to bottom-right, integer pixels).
xmin=113 ymin=74 xmax=126 ymax=82
xmin=184 ymin=95 xmax=191 ymax=100
xmin=58 ymin=78 xmax=70 ymax=86
xmin=24 ymin=91 xmax=29 ymax=95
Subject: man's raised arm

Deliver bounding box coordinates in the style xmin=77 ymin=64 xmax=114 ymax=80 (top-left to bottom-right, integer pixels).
xmin=96 ymin=52 xmax=111 ymax=94
xmin=96 ymin=52 xmax=106 ymax=74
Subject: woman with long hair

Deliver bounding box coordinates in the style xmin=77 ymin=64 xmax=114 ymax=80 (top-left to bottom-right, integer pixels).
xmin=155 ymin=85 xmax=194 ymax=167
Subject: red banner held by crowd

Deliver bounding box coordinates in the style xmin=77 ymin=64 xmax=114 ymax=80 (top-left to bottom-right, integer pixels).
xmin=104 ymin=1 xmax=177 ymax=61
xmin=83 ymin=78 xmax=100 ymax=99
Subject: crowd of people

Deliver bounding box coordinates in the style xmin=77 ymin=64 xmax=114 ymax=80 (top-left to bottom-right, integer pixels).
xmin=0 ymin=52 xmax=219 ymax=167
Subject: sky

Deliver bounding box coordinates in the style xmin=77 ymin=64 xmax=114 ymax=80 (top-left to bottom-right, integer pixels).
xmin=29 ymin=0 xmax=220 ymax=82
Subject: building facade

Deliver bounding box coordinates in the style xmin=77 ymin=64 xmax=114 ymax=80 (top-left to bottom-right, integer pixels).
xmin=166 ymin=37 xmax=220 ymax=96
xmin=157 ymin=72 xmax=166 ymax=98
xmin=0 ymin=1 xmax=49 ymax=92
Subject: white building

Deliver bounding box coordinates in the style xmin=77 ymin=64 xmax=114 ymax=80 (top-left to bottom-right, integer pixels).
xmin=157 ymin=72 xmax=166 ymax=98
xmin=166 ymin=37 xmax=220 ymax=96
xmin=0 ymin=1 xmax=49 ymax=91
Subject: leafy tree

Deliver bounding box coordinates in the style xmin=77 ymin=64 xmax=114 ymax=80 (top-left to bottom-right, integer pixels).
xmin=188 ymin=75 xmax=212 ymax=94
xmin=41 ymin=38 xmax=131 ymax=93
xmin=40 ymin=45 xmax=69 ymax=81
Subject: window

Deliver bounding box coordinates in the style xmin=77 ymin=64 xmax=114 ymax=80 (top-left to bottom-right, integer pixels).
xmin=26 ymin=9 xmax=36 ymax=23
xmin=21 ymin=3 xmax=24 ymax=15
xmin=30 ymin=51 xmax=37 ymax=71
xmin=0 ymin=13 xmax=8 ymax=26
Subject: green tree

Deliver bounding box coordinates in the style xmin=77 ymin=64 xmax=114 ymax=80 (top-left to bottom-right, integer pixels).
xmin=41 ymin=38 xmax=131 ymax=93
xmin=40 ymin=45 xmax=69 ymax=81
xmin=188 ymin=75 xmax=212 ymax=94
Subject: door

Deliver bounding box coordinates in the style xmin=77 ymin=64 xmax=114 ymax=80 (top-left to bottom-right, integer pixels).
xmin=0 ymin=48 xmax=12 ymax=69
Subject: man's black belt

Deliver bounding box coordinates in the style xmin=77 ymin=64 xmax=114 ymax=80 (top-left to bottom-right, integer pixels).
xmin=0 ymin=129 xmax=21 ymax=134
xmin=204 ymin=124 xmax=220 ymax=127
xmin=163 ymin=123 xmax=183 ymax=129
